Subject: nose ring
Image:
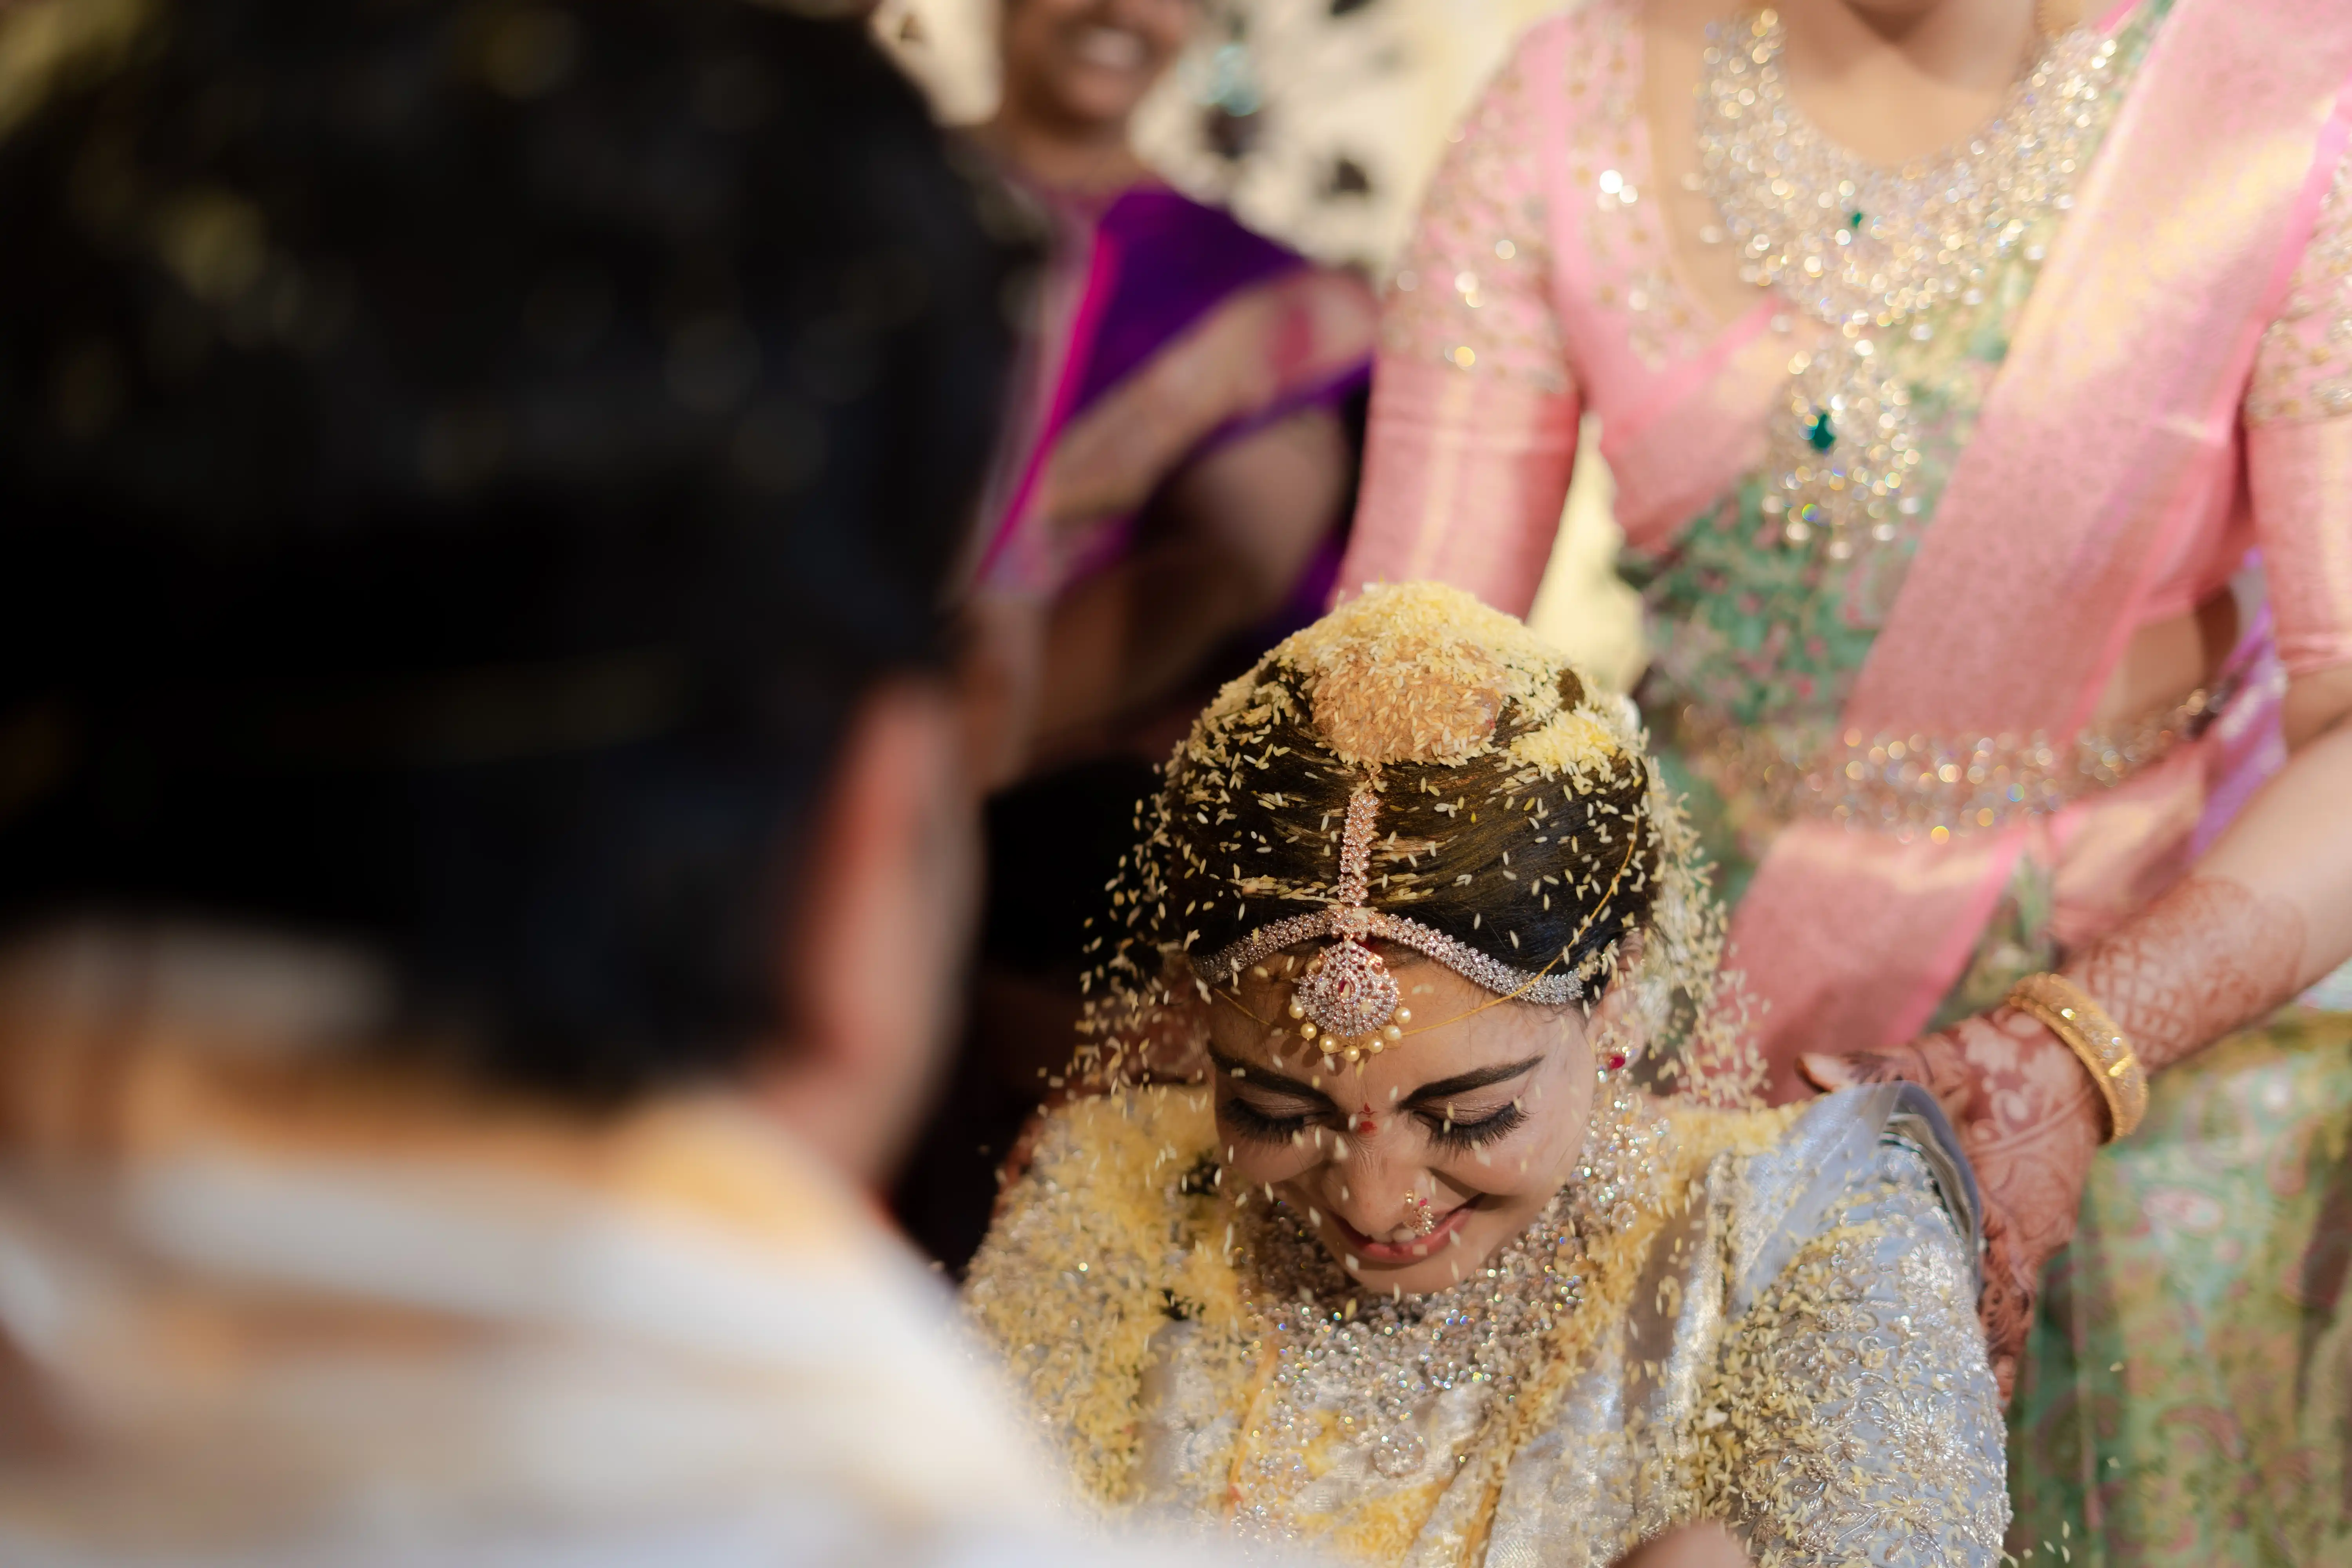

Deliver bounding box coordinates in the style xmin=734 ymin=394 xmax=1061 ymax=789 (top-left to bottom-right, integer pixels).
xmin=1406 ymin=1193 xmax=1436 ymax=1236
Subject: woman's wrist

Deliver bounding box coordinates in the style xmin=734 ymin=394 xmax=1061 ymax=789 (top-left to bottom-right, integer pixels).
xmin=2005 ymin=974 xmax=2148 ymax=1142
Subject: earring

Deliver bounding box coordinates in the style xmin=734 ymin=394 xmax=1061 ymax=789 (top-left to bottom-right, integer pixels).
xmin=1591 ymin=1018 xmax=1641 ymax=1077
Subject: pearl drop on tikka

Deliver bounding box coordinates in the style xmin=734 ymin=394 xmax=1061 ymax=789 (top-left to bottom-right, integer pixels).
xmin=1299 ymin=1022 xmax=1319 ymax=1041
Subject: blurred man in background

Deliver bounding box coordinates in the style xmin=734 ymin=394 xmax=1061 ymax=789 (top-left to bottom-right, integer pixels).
xmin=0 ymin=0 xmax=1136 ymax=1561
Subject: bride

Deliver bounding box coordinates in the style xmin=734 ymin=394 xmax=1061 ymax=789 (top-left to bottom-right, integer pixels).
xmin=967 ymin=583 xmax=2007 ymax=1566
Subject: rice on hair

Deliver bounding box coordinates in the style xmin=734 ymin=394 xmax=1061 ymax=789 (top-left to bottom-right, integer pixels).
xmin=1072 ymin=583 xmax=1762 ymax=1105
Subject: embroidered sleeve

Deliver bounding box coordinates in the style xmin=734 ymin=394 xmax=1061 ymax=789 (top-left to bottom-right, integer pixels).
xmin=1379 ymin=33 xmax=1569 ymax=393
xmin=1338 ymin=24 xmax=1583 ymax=614
xmin=2246 ymin=152 xmax=2352 ymax=425
xmin=1697 ymin=1140 xmax=2010 ymax=1567
xmin=2246 ymin=150 xmax=2352 ymax=677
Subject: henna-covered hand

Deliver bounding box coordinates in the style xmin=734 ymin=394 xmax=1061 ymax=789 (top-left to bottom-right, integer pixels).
xmin=1801 ymin=1007 xmax=2102 ymax=1401
xmin=1795 ymin=877 xmax=2311 ymax=1397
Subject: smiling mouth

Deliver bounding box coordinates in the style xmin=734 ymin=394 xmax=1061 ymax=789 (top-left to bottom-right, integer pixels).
xmin=1328 ymin=1203 xmax=1472 ymax=1266
xmin=1070 ymin=26 xmax=1149 ymax=71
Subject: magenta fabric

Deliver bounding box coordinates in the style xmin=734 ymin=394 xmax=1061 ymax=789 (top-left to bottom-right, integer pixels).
xmin=979 ymin=187 xmax=1369 ymax=594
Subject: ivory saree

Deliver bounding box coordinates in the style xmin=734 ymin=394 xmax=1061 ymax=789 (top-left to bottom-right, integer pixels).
xmin=1339 ymin=0 xmax=2352 ymax=1556
xmin=969 ymin=1082 xmax=2007 ymax=1567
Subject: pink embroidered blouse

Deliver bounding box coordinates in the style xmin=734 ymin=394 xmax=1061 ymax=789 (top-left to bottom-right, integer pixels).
xmin=1342 ymin=0 xmax=2352 ymax=1065
xmin=1352 ymin=0 xmax=2352 ymax=651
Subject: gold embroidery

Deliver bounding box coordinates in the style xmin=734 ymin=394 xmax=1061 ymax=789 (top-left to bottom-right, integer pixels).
xmin=1689 ymin=1149 xmax=2008 ymax=1566
xmin=2248 ymin=151 xmax=2352 ymax=424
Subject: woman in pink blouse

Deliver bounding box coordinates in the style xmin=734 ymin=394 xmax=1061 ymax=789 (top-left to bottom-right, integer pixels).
xmin=1343 ymin=0 xmax=2352 ymax=1554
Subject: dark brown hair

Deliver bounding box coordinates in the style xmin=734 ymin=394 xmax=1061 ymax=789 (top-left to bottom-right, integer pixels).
xmin=1156 ymin=661 xmax=1659 ymax=999
xmin=0 ymin=2 xmax=1028 ymax=1104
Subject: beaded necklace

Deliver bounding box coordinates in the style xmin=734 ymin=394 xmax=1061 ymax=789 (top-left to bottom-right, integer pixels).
xmin=1224 ymin=1083 xmax=1666 ymax=1530
xmin=1697 ymin=9 xmax=2121 ymax=563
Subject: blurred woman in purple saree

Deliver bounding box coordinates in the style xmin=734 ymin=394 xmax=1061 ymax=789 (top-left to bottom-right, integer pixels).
xmin=965 ymin=0 xmax=1375 ymax=769
xmin=974 ymin=183 xmax=1373 ymax=621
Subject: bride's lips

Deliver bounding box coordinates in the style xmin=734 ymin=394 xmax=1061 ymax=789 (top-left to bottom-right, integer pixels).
xmin=1328 ymin=1203 xmax=1471 ymax=1266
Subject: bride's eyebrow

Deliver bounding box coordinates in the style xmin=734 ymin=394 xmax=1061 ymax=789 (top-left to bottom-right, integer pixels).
xmin=1207 ymin=1049 xmax=1332 ymax=1103
xmin=1403 ymin=1056 xmax=1546 ymax=1106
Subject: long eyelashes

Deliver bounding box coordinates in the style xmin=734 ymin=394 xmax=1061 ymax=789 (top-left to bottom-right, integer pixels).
xmin=1421 ymin=1103 xmax=1525 ymax=1150
xmin=1218 ymin=1098 xmax=1316 ymax=1144
xmin=1216 ymin=1096 xmax=1526 ymax=1151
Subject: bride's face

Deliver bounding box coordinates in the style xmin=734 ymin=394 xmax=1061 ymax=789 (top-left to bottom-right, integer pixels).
xmin=1205 ymin=953 xmax=1601 ymax=1296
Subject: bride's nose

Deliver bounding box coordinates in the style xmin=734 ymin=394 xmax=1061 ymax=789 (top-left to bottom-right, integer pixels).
xmin=1317 ymin=1132 xmax=1425 ymax=1241
xmin=1328 ymin=1170 xmax=1430 ymax=1244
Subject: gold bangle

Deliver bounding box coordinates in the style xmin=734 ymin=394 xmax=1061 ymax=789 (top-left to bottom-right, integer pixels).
xmin=2007 ymin=973 xmax=2148 ymax=1142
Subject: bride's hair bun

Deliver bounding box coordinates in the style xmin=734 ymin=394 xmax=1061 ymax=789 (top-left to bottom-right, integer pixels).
xmin=1163 ymin=582 xmax=1659 ymax=1001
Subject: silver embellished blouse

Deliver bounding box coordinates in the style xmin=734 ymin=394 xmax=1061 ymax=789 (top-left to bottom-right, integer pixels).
xmin=968 ymin=1083 xmax=2010 ymax=1568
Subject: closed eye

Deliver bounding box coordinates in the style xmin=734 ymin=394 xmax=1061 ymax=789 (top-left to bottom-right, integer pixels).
xmin=1417 ymin=1102 xmax=1525 ymax=1150
xmin=1218 ymin=1095 xmax=1325 ymax=1143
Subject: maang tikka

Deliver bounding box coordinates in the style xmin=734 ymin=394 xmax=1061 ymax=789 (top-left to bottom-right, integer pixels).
xmin=1199 ymin=781 xmax=1588 ymax=1065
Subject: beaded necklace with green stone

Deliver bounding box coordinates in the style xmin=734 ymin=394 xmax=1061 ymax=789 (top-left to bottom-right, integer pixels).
xmin=1698 ymin=8 xmax=2122 ymax=563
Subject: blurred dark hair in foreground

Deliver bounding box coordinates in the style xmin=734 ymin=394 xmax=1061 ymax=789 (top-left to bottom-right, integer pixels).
xmin=0 ymin=0 xmax=1029 ymax=1100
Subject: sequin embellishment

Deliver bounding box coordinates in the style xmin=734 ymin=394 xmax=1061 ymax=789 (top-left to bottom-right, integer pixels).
xmin=1699 ymin=11 xmax=2120 ymax=561
xmin=1673 ymin=674 xmax=2235 ymax=840
xmin=1243 ymin=1195 xmax=1584 ymax=1488
xmin=1229 ymin=1087 xmax=1663 ymax=1512
xmin=2248 ymin=151 xmax=2352 ymax=423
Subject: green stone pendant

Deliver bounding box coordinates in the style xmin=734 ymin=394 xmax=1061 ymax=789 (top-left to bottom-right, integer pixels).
xmin=1804 ymin=409 xmax=1837 ymax=452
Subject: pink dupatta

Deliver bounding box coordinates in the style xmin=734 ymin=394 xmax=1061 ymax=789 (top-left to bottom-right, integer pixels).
xmin=1730 ymin=0 xmax=2352 ymax=1092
